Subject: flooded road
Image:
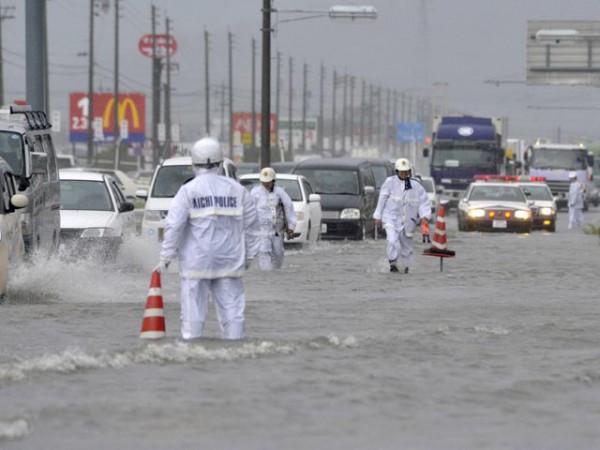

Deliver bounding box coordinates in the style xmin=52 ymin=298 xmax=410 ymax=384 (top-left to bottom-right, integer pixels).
xmin=1 ymin=209 xmax=600 ymax=449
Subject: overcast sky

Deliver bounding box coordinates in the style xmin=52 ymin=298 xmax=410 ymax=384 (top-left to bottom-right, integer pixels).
xmin=3 ymin=0 xmax=600 ymax=147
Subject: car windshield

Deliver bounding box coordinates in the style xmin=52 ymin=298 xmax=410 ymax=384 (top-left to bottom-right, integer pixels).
xmin=530 ymin=148 xmax=587 ymax=170
xmin=240 ymin=178 xmax=303 ymax=201
xmin=420 ymin=179 xmax=434 ymax=193
xmin=60 ymin=180 xmax=113 ymax=211
xmin=294 ymin=168 xmax=359 ymax=195
xmin=519 ymin=184 xmax=553 ymax=201
xmin=432 ymin=146 xmax=498 ymax=169
xmin=468 ymin=185 xmax=526 ymax=202
xmin=0 ymin=131 xmax=24 ymax=174
xmin=151 ymin=165 xmax=194 ymax=198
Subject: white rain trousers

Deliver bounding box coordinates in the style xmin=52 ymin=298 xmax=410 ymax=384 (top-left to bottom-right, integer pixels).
xmin=373 ymin=176 xmax=431 ymax=267
xmin=568 ymin=180 xmax=584 ymax=229
xmin=250 ymin=185 xmax=297 ymax=270
xmin=160 ymin=170 xmax=260 ymax=339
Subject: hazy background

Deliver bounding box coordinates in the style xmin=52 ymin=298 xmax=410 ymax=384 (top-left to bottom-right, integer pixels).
xmin=3 ymin=0 xmax=600 ymax=149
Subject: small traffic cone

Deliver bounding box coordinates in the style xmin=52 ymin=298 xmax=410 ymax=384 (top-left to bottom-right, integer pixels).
xmin=421 ymin=219 xmax=431 ymax=243
xmin=423 ymin=205 xmax=455 ymax=271
xmin=140 ymin=271 xmax=166 ymax=339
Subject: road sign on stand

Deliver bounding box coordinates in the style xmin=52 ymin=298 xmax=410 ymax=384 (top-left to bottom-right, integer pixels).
xmin=396 ymin=122 xmax=425 ymax=143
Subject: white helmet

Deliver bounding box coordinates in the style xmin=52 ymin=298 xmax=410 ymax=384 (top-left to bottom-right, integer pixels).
xmin=568 ymin=171 xmax=577 ymax=179
xmin=395 ymin=158 xmax=412 ymax=172
xmin=191 ymin=137 xmax=223 ymax=165
xmin=259 ymin=167 xmax=276 ymax=182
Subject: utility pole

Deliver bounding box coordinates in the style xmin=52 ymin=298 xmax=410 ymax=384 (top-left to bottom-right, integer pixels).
xmin=288 ymin=56 xmax=293 ymax=158
xmin=204 ymin=28 xmax=210 ymax=135
xmin=151 ymin=5 xmax=162 ymax=166
xmin=368 ymin=84 xmax=374 ymax=147
xmin=259 ymin=0 xmax=271 ymax=168
xmin=164 ymin=16 xmax=172 ymax=158
xmin=360 ymin=78 xmax=365 ymax=147
xmin=113 ymin=0 xmax=120 ymax=164
xmin=86 ymin=0 xmax=95 ymax=165
xmin=228 ymin=30 xmax=234 ymax=159
xmin=275 ymin=51 xmax=281 ymax=155
xmin=342 ymin=73 xmax=347 ymax=154
xmin=349 ymin=76 xmax=355 ymax=151
xmin=331 ymin=69 xmax=337 ymax=155
xmin=0 ymin=3 xmax=16 ymax=106
xmin=318 ymin=61 xmax=325 ymax=154
xmin=251 ymin=37 xmax=256 ymax=155
xmin=301 ymin=61 xmax=307 ymax=153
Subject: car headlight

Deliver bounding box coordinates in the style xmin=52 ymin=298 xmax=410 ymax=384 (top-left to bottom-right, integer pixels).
xmin=467 ymin=208 xmax=485 ymax=218
xmin=144 ymin=210 xmax=163 ymax=222
xmin=539 ymin=207 xmax=555 ymax=216
xmin=295 ymin=211 xmax=304 ymax=221
xmin=80 ymin=228 xmax=119 ymax=238
xmin=340 ymin=208 xmax=360 ymax=219
xmin=514 ymin=210 xmax=531 ymax=220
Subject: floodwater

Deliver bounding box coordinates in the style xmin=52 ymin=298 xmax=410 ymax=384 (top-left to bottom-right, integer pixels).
xmin=1 ymin=209 xmax=600 ymax=449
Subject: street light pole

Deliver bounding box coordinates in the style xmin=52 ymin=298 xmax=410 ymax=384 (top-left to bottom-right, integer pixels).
xmin=260 ymin=0 xmax=272 ymax=169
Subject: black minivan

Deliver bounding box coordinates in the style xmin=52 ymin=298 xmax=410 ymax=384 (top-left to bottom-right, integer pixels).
xmin=292 ymin=158 xmax=377 ymax=240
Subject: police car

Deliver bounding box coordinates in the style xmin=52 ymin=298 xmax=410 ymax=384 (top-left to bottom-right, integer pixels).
xmin=457 ymin=176 xmax=533 ymax=233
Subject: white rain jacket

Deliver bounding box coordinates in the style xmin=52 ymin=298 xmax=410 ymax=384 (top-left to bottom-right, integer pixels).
xmin=568 ymin=180 xmax=584 ymax=209
xmin=250 ymin=185 xmax=297 ymax=237
xmin=160 ymin=171 xmax=260 ymax=279
xmin=373 ymin=176 xmax=431 ymax=237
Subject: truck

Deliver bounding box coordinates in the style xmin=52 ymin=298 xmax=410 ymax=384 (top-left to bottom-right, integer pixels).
xmin=424 ymin=115 xmax=507 ymax=208
xmin=523 ymin=142 xmax=593 ymax=210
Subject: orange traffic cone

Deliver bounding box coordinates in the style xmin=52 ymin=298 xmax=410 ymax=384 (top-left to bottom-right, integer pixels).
xmin=140 ymin=271 xmax=166 ymax=339
xmin=423 ymin=205 xmax=455 ymax=271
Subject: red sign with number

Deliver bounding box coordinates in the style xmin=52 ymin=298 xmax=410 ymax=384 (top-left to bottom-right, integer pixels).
xmin=69 ymin=92 xmax=146 ymax=143
xmin=138 ymin=34 xmax=177 ymax=58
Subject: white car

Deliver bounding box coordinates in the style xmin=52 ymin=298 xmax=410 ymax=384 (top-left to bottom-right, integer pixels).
xmin=239 ymin=173 xmax=322 ymax=246
xmin=136 ymin=156 xmax=238 ymax=243
xmin=416 ymin=175 xmax=440 ymax=217
xmin=59 ymin=170 xmax=136 ymax=259
xmin=0 ymin=159 xmax=29 ymax=297
xmin=64 ymin=167 xmax=140 ymax=201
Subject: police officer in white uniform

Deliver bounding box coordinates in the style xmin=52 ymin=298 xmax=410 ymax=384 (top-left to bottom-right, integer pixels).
xmin=567 ymin=170 xmax=584 ymax=229
xmin=154 ymin=137 xmax=260 ymax=340
xmin=250 ymin=167 xmax=296 ymax=271
xmin=374 ymin=158 xmax=431 ymax=273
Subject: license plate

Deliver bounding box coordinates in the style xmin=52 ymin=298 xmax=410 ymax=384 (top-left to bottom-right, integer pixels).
xmin=492 ymin=220 xmax=507 ymax=228
xmin=321 ymin=223 xmax=327 ymax=234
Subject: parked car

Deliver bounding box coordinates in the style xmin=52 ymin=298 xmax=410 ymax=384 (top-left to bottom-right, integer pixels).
xmin=292 ymin=158 xmax=377 ymax=240
xmin=56 ymin=154 xmax=76 ymax=169
xmin=239 ymin=173 xmax=322 ymax=246
xmin=457 ymin=180 xmax=533 ymax=233
xmin=517 ymin=181 xmax=557 ymax=232
xmin=0 ymin=158 xmax=29 ymax=297
xmin=415 ymin=175 xmax=440 ymax=217
xmin=136 ymin=156 xmax=237 ymax=243
xmin=59 ymin=170 xmax=136 ymax=259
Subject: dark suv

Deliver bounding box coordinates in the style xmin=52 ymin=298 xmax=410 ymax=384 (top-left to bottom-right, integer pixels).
xmin=292 ymin=158 xmax=377 ymax=240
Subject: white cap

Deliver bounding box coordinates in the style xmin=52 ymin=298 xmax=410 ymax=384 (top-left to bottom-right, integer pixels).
xmin=259 ymin=167 xmax=276 ymax=182
xmin=395 ymin=158 xmax=412 ymax=171
xmin=191 ymin=137 xmax=223 ymax=165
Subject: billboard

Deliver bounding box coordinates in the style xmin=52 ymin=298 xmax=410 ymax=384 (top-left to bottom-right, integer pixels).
xmin=232 ymin=112 xmax=277 ymax=146
xmin=277 ymin=118 xmax=318 ymax=151
xmin=69 ymin=92 xmax=146 ymax=143
xmin=527 ymin=20 xmax=600 ymax=86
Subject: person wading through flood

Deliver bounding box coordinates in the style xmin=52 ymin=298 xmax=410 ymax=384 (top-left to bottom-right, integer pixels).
xmin=153 ymin=137 xmax=260 ymax=340
xmin=568 ymin=170 xmax=584 ymax=229
xmin=250 ymin=167 xmax=296 ymax=271
xmin=374 ymin=158 xmax=431 ymax=273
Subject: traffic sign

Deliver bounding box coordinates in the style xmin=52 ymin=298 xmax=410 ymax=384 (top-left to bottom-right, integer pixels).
xmin=138 ymin=34 xmax=178 ymax=59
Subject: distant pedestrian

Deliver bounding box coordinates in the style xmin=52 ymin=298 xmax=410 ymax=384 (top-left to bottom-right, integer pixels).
xmin=251 ymin=167 xmax=296 ymax=270
xmin=153 ymin=137 xmax=260 ymax=340
xmin=374 ymin=158 xmax=431 ymax=273
xmin=567 ymin=171 xmax=584 ymax=229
